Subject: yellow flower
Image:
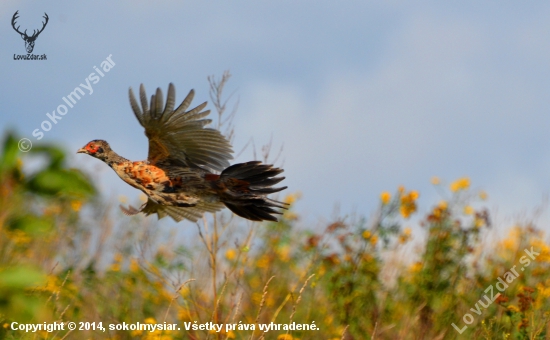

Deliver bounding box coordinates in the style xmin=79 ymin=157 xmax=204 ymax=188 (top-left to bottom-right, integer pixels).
xmin=70 ymin=200 xmax=82 ymax=212
xmin=278 ymin=245 xmax=291 ymax=262
xmin=144 ymin=317 xmax=156 ymax=324
xmin=9 ymin=230 xmax=31 ymax=245
xmin=362 ymin=230 xmax=371 ymax=240
xmin=284 ymin=192 xmax=302 ymax=205
xmin=285 ymin=194 xmax=296 ymax=204
xmin=410 ymin=262 xmax=423 ymax=273
xmin=464 ymin=206 xmax=474 ymax=215
xmin=129 ymin=258 xmax=140 ymax=272
xmin=380 ymin=191 xmax=391 ymax=205
xmin=508 ymin=305 xmax=520 ymax=313
xmin=399 ymin=189 xmax=419 ymax=218
xmin=479 ymin=190 xmax=488 ymax=200
xmin=399 ymin=227 xmax=412 ymax=244
xmin=225 ymin=248 xmax=237 ymax=261
xmin=256 ymin=255 xmax=270 ymax=268
xmin=130 ymin=329 xmax=143 ymax=336
xmin=370 ymin=235 xmax=378 ymax=246
xmin=431 ymin=176 xmax=440 ymax=185
xmin=450 ymin=177 xmax=470 ymax=192
xmin=284 ymin=211 xmax=299 ymax=220
xmin=277 ymin=335 xmax=293 ymax=340
xmin=537 ymin=282 xmax=550 ymax=298
xmin=501 ymin=227 xmax=521 ymax=251
xmin=474 ymin=217 xmax=484 ymax=228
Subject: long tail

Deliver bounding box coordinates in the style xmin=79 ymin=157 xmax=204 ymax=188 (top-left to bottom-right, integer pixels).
xmin=219 ymin=161 xmax=288 ymax=221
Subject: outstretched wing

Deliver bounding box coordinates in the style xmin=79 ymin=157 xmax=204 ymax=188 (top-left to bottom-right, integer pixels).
xmin=128 ymin=83 xmax=233 ymax=172
xmin=120 ymin=199 xmax=224 ymax=223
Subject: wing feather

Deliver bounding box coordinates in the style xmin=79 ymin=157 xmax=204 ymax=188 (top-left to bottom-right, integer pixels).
xmin=128 ymin=83 xmax=233 ymax=171
xmin=120 ymin=199 xmax=224 ymax=223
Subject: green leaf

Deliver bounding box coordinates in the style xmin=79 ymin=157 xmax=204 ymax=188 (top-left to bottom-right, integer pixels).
xmin=26 ymin=168 xmax=95 ymax=198
xmin=0 ymin=267 xmax=46 ymax=290
xmin=0 ymin=132 xmax=21 ymax=174
xmin=8 ymin=214 xmax=53 ymax=234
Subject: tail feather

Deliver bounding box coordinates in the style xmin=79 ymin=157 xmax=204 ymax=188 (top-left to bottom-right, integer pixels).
xmin=248 ymin=176 xmax=285 ymax=189
xmin=220 ymin=161 xmax=289 ymax=222
xmin=225 ymin=203 xmax=282 ymax=222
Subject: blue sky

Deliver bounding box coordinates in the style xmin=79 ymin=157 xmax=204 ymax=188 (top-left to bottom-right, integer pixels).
xmin=3 ymin=1 xmax=550 ymax=228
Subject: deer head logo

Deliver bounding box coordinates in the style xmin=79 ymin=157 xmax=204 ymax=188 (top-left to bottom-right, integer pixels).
xmin=12 ymin=11 xmax=49 ymax=53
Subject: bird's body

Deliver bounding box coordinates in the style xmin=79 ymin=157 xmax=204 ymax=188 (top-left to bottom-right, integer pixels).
xmin=78 ymin=83 xmax=287 ymax=222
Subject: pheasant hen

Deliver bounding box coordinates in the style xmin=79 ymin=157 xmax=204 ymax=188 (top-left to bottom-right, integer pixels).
xmin=78 ymin=83 xmax=287 ymax=222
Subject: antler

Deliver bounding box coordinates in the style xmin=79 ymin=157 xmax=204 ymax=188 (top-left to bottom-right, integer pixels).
xmin=30 ymin=13 xmax=49 ymax=38
xmin=11 ymin=10 xmax=25 ymax=36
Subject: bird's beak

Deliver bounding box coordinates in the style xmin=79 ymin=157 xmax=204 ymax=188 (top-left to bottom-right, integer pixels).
xmin=77 ymin=147 xmax=87 ymax=154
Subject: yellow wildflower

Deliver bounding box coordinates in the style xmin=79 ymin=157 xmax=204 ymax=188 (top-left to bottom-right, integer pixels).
xmin=399 ymin=190 xmax=419 ymax=219
xmin=130 ymin=329 xmax=143 ymax=337
xmin=431 ymin=176 xmax=440 ymax=185
xmin=537 ymin=282 xmax=550 ymax=298
xmin=479 ymin=190 xmax=488 ymax=200
xmin=450 ymin=177 xmax=470 ymax=192
xmin=256 ymin=255 xmax=270 ymax=268
xmin=362 ymin=230 xmax=371 ymax=240
xmin=277 ymin=335 xmax=293 ymax=340
xmin=70 ymin=200 xmax=82 ymax=212
xmin=474 ymin=217 xmax=484 ymax=228
xmin=285 ymin=194 xmax=296 ymax=204
xmin=129 ymin=258 xmax=140 ymax=272
xmin=284 ymin=192 xmax=302 ymax=205
xmin=278 ymin=245 xmax=291 ymax=262
xmin=410 ymin=262 xmax=423 ymax=273
xmin=399 ymin=227 xmax=412 ymax=244
xmin=144 ymin=317 xmax=156 ymax=324
xmin=380 ymin=191 xmax=391 ymax=205
xmin=284 ymin=211 xmax=299 ymax=220
xmin=508 ymin=305 xmax=520 ymax=313
xmin=370 ymin=234 xmax=378 ymax=246
xmin=225 ymin=248 xmax=237 ymax=261
xmin=464 ymin=205 xmax=474 ymax=215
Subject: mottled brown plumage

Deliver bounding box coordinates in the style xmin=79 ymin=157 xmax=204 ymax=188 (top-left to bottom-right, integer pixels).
xmin=78 ymin=83 xmax=287 ymax=222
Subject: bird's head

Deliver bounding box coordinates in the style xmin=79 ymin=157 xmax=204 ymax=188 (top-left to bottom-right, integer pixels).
xmin=77 ymin=140 xmax=112 ymax=160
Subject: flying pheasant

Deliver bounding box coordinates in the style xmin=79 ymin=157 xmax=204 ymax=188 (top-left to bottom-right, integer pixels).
xmin=78 ymin=83 xmax=287 ymax=222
